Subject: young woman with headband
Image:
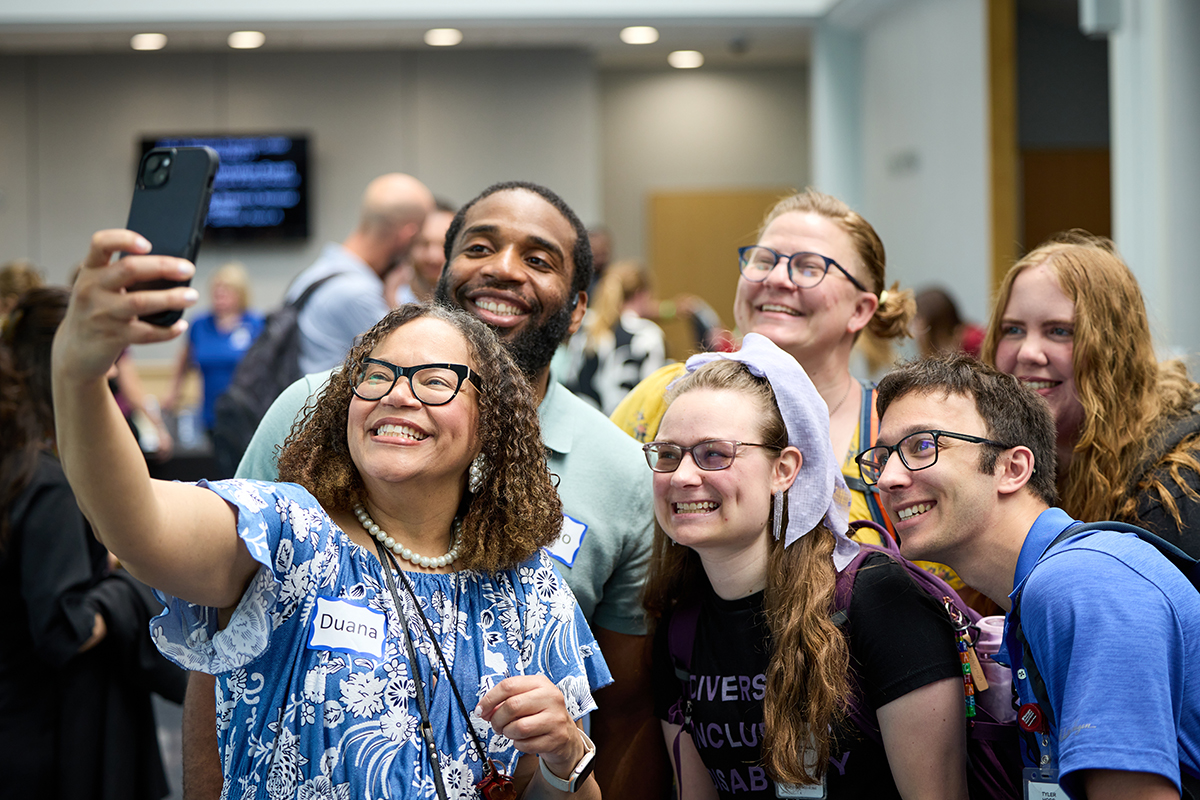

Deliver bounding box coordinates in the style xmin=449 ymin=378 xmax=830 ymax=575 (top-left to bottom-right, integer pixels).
xmin=642 ymin=334 xmax=968 ymax=799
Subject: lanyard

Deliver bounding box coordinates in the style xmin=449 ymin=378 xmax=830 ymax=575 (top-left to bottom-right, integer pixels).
xmin=373 ymin=539 xmax=516 ymax=800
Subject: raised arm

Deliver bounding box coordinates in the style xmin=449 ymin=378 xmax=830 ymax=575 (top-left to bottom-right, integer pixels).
xmin=52 ymin=229 xmax=259 ymax=607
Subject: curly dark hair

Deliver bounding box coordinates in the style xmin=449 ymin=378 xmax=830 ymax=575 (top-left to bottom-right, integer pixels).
xmin=275 ymin=302 xmax=563 ymax=571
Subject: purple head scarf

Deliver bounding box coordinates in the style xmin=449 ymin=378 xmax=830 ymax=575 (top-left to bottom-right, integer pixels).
xmin=683 ymin=333 xmax=859 ymax=571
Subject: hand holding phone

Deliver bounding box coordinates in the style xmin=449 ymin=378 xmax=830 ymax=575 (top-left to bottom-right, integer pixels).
xmin=125 ymin=146 xmax=219 ymax=326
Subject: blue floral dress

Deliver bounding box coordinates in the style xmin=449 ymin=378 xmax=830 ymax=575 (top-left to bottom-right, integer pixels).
xmin=151 ymin=480 xmax=612 ymax=800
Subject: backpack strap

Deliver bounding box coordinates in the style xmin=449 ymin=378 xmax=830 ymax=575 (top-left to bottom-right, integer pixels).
xmin=830 ymin=537 xmax=898 ymax=742
xmin=1130 ymin=413 xmax=1200 ymax=493
xmin=833 ymin=534 xmax=986 ymax=744
xmin=667 ymin=599 xmax=702 ymax=688
xmin=291 ymin=272 xmax=343 ymax=310
xmin=665 ymin=598 xmax=703 ymax=793
xmin=1071 ymin=521 xmax=1200 ymax=589
xmin=843 ymin=384 xmax=898 ymax=538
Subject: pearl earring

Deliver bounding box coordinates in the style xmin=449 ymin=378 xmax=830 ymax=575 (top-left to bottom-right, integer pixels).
xmin=468 ymin=454 xmax=488 ymax=494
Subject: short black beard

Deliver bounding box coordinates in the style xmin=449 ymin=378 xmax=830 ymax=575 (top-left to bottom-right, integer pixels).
xmin=434 ymin=272 xmax=573 ymax=380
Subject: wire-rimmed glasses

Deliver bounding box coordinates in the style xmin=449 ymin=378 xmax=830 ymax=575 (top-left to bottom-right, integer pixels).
xmin=642 ymin=439 xmax=781 ymax=473
xmin=737 ymin=245 xmax=870 ymax=293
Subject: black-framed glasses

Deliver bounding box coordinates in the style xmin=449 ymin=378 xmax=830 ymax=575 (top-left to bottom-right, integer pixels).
xmin=855 ymin=430 xmax=1013 ymax=486
xmin=737 ymin=246 xmax=871 ymax=293
xmin=351 ymin=359 xmax=482 ymax=405
xmin=642 ymin=439 xmax=781 ymax=473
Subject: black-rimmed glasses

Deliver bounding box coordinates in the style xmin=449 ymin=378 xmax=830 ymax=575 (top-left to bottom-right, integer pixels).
xmin=855 ymin=430 xmax=1013 ymax=486
xmin=642 ymin=439 xmax=781 ymax=473
xmin=352 ymin=359 xmax=482 ymax=405
xmin=737 ymin=246 xmax=870 ymax=293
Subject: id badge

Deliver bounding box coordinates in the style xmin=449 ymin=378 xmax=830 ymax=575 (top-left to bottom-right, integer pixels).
xmin=776 ymin=779 xmax=826 ymax=799
xmin=1023 ymin=767 xmax=1062 ymax=799
xmin=777 ymin=749 xmax=826 ymax=799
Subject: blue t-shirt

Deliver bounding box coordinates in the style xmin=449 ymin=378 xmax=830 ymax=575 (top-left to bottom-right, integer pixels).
xmin=151 ymin=479 xmax=612 ymax=799
xmin=188 ymin=312 xmax=265 ymax=430
xmin=1002 ymin=507 xmax=1200 ymax=798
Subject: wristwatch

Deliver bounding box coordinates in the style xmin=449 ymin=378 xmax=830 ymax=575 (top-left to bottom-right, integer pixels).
xmin=538 ymin=730 xmax=597 ymax=793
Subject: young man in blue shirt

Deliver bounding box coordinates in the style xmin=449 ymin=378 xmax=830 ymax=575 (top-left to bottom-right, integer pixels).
xmin=861 ymin=354 xmax=1199 ymax=800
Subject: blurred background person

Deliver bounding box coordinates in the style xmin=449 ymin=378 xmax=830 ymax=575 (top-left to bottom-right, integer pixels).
xmin=0 ymin=258 xmax=44 ymax=324
xmin=984 ymin=230 xmax=1200 ymax=557
xmin=561 ymin=260 xmax=667 ymax=414
xmin=913 ymin=286 xmax=985 ymax=359
xmin=0 ymin=286 xmax=185 ymax=800
xmin=289 ymin=172 xmax=433 ymax=373
xmin=587 ymin=225 xmax=613 ymax=292
xmin=110 ymin=350 xmax=174 ymax=461
xmin=163 ymin=262 xmax=264 ymax=436
xmin=385 ymin=198 xmax=456 ymax=308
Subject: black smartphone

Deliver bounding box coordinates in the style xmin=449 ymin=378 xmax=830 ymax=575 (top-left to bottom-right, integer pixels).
xmin=125 ymin=145 xmax=220 ymax=326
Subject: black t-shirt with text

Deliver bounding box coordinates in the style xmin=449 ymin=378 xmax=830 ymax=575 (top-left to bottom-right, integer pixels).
xmin=652 ymin=553 xmax=961 ymax=799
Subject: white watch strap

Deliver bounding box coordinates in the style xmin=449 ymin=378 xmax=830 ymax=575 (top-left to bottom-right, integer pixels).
xmin=538 ymin=730 xmax=596 ymax=793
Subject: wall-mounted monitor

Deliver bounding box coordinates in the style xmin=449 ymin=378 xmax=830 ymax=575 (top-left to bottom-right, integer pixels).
xmin=140 ymin=134 xmax=310 ymax=242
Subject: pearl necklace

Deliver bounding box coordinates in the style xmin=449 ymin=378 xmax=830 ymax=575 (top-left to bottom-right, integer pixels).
xmin=353 ymin=503 xmax=461 ymax=569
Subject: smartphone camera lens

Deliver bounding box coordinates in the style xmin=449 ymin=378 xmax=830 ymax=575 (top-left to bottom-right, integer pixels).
xmin=142 ymin=152 xmax=171 ymax=188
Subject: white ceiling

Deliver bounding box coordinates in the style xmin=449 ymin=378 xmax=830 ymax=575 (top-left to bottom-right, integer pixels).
xmin=0 ymin=20 xmax=813 ymax=67
xmin=0 ymin=0 xmax=831 ymax=66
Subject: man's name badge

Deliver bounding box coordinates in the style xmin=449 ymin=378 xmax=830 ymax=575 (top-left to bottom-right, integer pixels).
xmin=546 ymin=514 xmax=588 ymax=568
xmin=1023 ymin=768 xmax=1062 ymax=799
xmin=308 ymin=596 xmax=385 ymax=661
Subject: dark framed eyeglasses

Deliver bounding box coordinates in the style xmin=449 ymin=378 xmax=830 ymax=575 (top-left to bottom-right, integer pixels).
xmin=737 ymin=245 xmax=870 ymax=293
xmin=855 ymin=429 xmax=1013 ymax=486
xmin=642 ymin=439 xmax=782 ymax=473
xmin=351 ymin=359 xmax=482 ymax=405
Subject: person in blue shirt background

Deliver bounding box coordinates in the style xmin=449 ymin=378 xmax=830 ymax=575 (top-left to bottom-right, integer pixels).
xmin=164 ymin=262 xmax=264 ymax=433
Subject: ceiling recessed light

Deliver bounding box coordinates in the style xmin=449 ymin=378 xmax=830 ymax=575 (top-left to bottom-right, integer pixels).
xmin=424 ymin=28 xmax=463 ymax=47
xmin=130 ymin=33 xmax=167 ymax=51
xmin=668 ymin=50 xmax=704 ymax=69
xmin=228 ymin=31 xmax=266 ymax=49
xmin=620 ymin=26 xmax=660 ymax=45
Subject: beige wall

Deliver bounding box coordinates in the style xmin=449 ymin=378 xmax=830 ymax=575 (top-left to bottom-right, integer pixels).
xmin=600 ymin=65 xmax=809 ymax=266
xmin=0 ymin=49 xmax=808 ymax=363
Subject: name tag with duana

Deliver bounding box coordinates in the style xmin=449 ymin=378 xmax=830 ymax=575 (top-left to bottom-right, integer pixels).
xmin=308 ymin=596 xmax=386 ymax=660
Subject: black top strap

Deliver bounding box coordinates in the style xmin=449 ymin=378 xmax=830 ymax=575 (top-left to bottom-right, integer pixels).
xmin=291 ymin=272 xmax=344 ymax=309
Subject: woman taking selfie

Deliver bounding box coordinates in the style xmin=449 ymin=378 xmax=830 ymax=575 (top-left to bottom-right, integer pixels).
xmin=52 ymin=229 xmax=610 ymax=799
xmin=984 ymin=231 xmax=1200 ymax=557
xmin=642 ymin=334 xmax=968 ymax=800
